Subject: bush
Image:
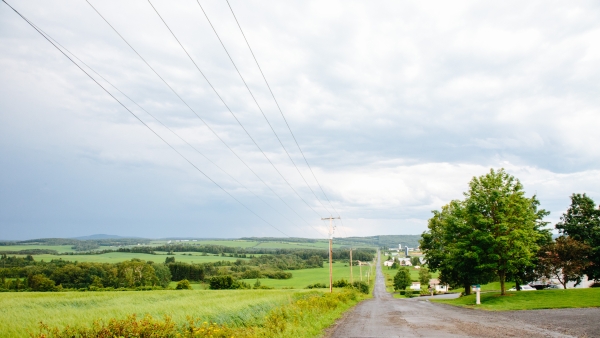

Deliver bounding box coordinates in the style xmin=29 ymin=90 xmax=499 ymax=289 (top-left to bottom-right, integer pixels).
xmin=393 ymin=268 xmax=411 ymax=291
xmin=332 ymin=279 xmax=350 ymax=288
xmin=176 ymin=279 xmax=192 ymax=290
xmin=306 ymin=283 xmax=327 ymax=289
xmin=352 ymin=281 xmax=369 ymax=294
xmin=28 ymin=274 xmax=56 ymax=292
xmin=262 ymin=270 xmax=292 ymax=279
xmin=208 ymin=275 xmax=234 ymax=289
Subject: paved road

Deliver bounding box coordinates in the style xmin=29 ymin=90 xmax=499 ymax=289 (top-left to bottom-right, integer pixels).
xmin=327 ymin=253 xmax=597 ymax=338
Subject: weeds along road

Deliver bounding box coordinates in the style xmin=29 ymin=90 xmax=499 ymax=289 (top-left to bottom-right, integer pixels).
xmin=327 ymin=253 xmax=595 ymax=338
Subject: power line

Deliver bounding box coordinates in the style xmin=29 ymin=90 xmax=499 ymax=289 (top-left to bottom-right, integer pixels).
xmin=85 ymin=0 xmax=325 ymax=236
xmin=1 ymin=0 xmax=291 ymax=237
xmin=225 ymin=0 xmax=350 ymax=237
xmin=30 ymin=22 xmax=327 ymax=238
xmin=195 ymin=0 xmax=333 ymax=216
xmin=146 ymin=0 xmax=326 ymax=220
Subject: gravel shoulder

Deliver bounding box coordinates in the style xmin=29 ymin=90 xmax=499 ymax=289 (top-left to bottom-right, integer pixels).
xmin=327 ymin=253 xmax=599 ymax=338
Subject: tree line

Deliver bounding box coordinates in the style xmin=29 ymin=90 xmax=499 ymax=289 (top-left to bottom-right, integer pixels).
xmin=420 ymin=168 xmax=600 ymax=295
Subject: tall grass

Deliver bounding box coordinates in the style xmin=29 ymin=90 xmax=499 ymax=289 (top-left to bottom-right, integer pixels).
xmin=1 ymin=289 xmax=302 ymax=337
xmin=24 ymin=289 xmax=364 ymax=338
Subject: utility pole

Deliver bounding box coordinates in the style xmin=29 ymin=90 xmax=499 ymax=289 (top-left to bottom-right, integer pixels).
xmin=322 ymin=216 xmax=340 ymax=293
xmin=350 ymin=248 xmax=353 ymax=283
xmin=358 ymin=260 xmax=362 ymax=281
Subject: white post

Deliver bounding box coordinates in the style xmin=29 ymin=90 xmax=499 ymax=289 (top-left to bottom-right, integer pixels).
xmin=476 ymin=285 xmax=481 ymax=305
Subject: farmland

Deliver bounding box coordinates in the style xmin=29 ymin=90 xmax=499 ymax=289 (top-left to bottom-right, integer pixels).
xmin=7 ymin=251 xmax=246 ymax=264
xmin=242 ymin=261 xmax=376 ymax=289
xmin=0 ymin=289 xmax=316 ymax=337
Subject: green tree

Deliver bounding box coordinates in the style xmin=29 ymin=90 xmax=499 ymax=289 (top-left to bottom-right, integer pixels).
xmin=538 ymin=236 xmax=591 ymax=289
xmin=555 ymin=193 xmax=600 ymax=281
xmin=418 ymin=267 xmax=431 ymax=286
xmin=463 ymin=168 xmax=547 ymax=295
xmin=165 ymin=256 xmax=175 ymax=264
xmin=28 ymin=274 xmax=56 ymax=291
xmin=152 ymin=263 xmax=172 ymax=288
xmin=175 ymin=279 xmax=192 ymax=290
xmin=410 ymin=257 xmax=421 ymax=267
xmin=421 ymin=200 xmax=492 ymax=295
xmin=393 ymin=267 xmax=411 ymax=291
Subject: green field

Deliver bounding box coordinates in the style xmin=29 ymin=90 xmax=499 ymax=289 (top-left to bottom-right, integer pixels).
xmin=243 ymin=261 xmax=376 ymax=289
xmin=161 ymin=239 xmax=342 ymax=250
xmin=380 ymin=263 xmax=439 ymax=297
xmin=0 ymin=245 xmax=78 ymax=253
xmin=433 ymin=288 xmax=600 ymax=310
xmin=10 ymin=252 xmax=245 ymax=264
xmin=1 ymin=289 xmax=315 ymax=337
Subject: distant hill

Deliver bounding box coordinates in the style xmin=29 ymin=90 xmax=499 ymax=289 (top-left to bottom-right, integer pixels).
xmin=72 ymin=234 xmax=135 ymax=240
xmin=336 ymin=235 xmax=422 ymax=249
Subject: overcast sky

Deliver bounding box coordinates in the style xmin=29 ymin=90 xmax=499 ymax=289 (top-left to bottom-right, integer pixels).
xmin=1 ymin=0 xmax=599 ymax=240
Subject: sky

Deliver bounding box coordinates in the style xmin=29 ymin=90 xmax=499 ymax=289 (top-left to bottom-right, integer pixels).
xmin=1 ymin=0 xmax=599 ymax=240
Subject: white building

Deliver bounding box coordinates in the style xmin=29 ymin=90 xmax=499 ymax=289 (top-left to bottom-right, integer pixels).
xmin=410 ymin=282 xmax=421 ymax=290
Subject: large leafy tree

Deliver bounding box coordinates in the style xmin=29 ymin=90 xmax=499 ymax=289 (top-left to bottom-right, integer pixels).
xmin=393 ymin=267 xmax=411 ymax=291
xmin=555 ymin=193 xmax=600 ymax=281
xmin=420 ymin=200 xmax=493 ymax=295
xmin=538 ymin=236 xmax=590 ymax=289
xmin=464 ymin=168 xmax=547 ymax=295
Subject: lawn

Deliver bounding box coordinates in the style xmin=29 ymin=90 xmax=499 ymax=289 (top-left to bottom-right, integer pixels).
xmin=0 ymin=289 xmax=312 ymax=337
xmin=433 ymin=288 xmax=600 ymax=310
xmin=242 ymin=261 xmax=375 ymax=289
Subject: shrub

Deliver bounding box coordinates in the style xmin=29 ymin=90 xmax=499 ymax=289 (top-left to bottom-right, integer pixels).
xmin=393 ymin=267 xmax=411 ymax=291
xmin=332 ymin=279 xmax=350 ymax=288
xmin=28 ymin=274 xmax=56 ymax=292
xmin=176 ymin=279 xmax=192 ymax=290
xmin=352 ymin=281 xmax=369 ymax=294
xmin=208 ymin=275 xmax=234 ymax=289
xmin=306 ymin=283 xmax=327 ymax=289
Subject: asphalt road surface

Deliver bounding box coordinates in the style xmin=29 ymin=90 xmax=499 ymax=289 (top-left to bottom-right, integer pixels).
xmin=327 ymin=254 xmax=599 ymax=338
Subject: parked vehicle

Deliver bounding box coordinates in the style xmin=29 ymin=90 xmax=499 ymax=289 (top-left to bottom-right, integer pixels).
xmin=508 ymin=285 xmax=537 ymax=291
xmin=545 ymin=284 xmax=562 ymax=289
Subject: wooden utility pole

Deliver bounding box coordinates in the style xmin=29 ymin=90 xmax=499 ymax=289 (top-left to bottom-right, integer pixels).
xmin=322 ymin=216 xmax=340 ymax=293
xmin=358 ymin=260 xmax=362 ymax=281
xmin=349 ymin=248 xmax=353 ymax=283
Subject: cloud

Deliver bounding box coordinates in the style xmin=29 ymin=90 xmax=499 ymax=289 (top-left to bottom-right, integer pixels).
xmin=1 ymin=0 xmax=599 ymax=239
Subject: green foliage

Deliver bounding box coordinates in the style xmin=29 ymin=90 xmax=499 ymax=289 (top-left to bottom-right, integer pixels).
xmin=351 ymin=281 xmax=369 ymax=294
xmin=332 ymin=279 xmax=350 ymax=288
xmin=164 ymin=256 xmax=175 ymax=264
xmin=418 ymin=267 xmax=431 ymax=285
xmin=175 ymin=279 xmax=192 ymax=290
xmin=410 ymin=257 xmax=420 ymax=267
xmin=28 ymin=274 xmax=56 ymax=291
xmin=306 ymin=283 xmax=327 ymax=289
xmin=421 ymin=168 xmax=550 ymax=295
xmin=393 ymin=267 xmax=411 ymax=291
xmin=208 ymin=275 xmax=235 ymax=290
xmin=556 ymin=193 xmax=600 ymax=281
xmin=538 ymin=236 xmax=591 ymax=288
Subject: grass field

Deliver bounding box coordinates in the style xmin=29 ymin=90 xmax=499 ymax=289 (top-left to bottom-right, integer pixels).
xmin=1 ymin=289 xmax=313 ymax=337
xmin=242 ymin=261 xmax=376 ymax=289
xmin=10 ymin=252 xmax=245 ymax=264
xmin=380 ymin=264 xmax=440 ymax=297
xmin=433 ymin=288 xmax=600 ymax=310
xmin=0 ymin=245 xmax=78 ymax=253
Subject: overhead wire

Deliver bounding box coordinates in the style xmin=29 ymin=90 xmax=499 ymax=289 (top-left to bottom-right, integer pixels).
xmin=85 ymin=0 xmax=325 ymax=236
xmin=30 ymin=22 xmax=327 ymax=238
xmin=225 ymin=0 xmax=350 ymax=237
xmin=1 ymin=0 xmax=292 ymax=237
xmin=146 ymin=0 xmax=328 ymax=223
xmin=194 ymin=0 xmax=333 ymax=217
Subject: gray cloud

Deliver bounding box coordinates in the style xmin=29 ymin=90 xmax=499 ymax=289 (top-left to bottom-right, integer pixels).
xmin=1 ymin=0 xmax=599 ymax=239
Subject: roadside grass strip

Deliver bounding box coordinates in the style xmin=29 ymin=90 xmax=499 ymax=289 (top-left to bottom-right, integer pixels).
xmin=6 ymin=289 xmax=365 ymax=338
xmin=432 ymin=288 xmax=600 ymax=311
